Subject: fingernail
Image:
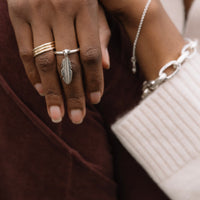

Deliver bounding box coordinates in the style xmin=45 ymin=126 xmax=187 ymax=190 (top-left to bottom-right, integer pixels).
xmin=70 ymin=109 xmax=83 ymax=124
xmin=90 ymin=91 xmax=101 ymax=104
xmin=50 ymin=106 xmax=62 ymax=123
xmin=34 ymin=83 xmax=44 ymax=96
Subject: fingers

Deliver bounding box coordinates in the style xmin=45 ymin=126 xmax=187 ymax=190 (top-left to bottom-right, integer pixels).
xmin=53 ymin=21 xmax=86 ymax=124
xmin=32 ymin=23 xmax=65 ymax=123
xmin=98 ymin=6 xmax=111 ymax=69
xmin=9 ymin=0 xmax=108 ymax=125
xmin=76 ymin=2 xmax=104 ymax=104
xmin=10 ymin=17 xmax=64 ymax=123
xmin=10 ymin=19 xmax=43 ymax=95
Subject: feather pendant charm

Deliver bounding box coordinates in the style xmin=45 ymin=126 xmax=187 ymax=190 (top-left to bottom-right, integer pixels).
xmin=61 ymin=55 xmax=73 ymax=85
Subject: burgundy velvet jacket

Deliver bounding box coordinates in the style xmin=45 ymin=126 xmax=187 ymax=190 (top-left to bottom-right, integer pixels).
xmin=0 ymin=0 xmax=169 ymax=199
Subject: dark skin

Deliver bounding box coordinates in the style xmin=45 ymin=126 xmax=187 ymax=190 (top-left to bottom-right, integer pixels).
xmin=7 ymin=0 xmax=195 ymax=124
xmin=7 ymin=0 xmax=111 ymax=124
xmin=101 ymin=0 xmax=185 ymax=79
xmin=102 ymin=0 xmax=196 ymax=80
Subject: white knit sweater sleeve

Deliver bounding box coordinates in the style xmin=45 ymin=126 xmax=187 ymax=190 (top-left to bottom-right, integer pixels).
xmin=111 ymin=52 xmax=200 ymax=200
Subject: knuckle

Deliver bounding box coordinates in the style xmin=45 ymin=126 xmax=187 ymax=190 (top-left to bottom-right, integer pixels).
xmin=88 ymin=77 xmax=103 ymax=89
xmin=67 ymin=87 xmax=84 ymax=100
xmin=67 ymin=96 xmax=85 ymax=108
xmin=31 ymin=0 xmax=39 ymax=7
xmin=31 ymin=0 xmax=44 ymax=10
xmin=35 ymin=52 xmax=55 ymax=72
xmin=8 ymin=1 xmax=23 ymax=14
xmin=46 ymin=89 xmax=61 ymax=98
xmin=66 ymin=86 xmax=85 ymax=103
xmin=19 ymin=49 xmax=33 ymax=62
xmin=81 ymin=0 xmax=97 ymax=7
xmin=81 ymin=47 xmax=101 ymax=66
xmin=53 ymin=0 xmax=67 ymax=10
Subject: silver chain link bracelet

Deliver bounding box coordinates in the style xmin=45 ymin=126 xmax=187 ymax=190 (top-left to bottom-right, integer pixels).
xmin=142 ymin=39 xmax=198 ymax=99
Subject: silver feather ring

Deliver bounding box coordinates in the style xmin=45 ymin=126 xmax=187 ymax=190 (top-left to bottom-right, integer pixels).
xmin=54 ymin=48 xmax=80 ymax=85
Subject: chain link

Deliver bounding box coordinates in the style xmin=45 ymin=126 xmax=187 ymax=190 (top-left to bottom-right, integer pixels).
xmin=142 ymin=39 xmax=198 ymax=99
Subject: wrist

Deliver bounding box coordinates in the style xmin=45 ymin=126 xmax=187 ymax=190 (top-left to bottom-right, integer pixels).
xmin=117 ymin=0 xmax=186 ymax=80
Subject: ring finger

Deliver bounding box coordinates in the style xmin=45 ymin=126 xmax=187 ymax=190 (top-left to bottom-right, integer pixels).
xmin=32 ymin=23 xmax=65 ymax=123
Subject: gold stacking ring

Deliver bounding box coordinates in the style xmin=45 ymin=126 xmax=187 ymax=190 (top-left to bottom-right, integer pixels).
xmin=33 ymin=41 xmax=55 ymax=57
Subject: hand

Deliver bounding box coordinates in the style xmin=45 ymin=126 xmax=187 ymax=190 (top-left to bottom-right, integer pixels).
xmin=7 ymin=0 xmax=111 ymax=124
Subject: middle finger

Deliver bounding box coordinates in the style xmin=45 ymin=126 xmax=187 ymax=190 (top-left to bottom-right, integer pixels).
xmin=53 ymin=20 xmax=86 ymax=124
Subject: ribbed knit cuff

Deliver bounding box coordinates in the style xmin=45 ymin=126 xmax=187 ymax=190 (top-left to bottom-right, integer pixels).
xmin=112 ymin=53 xmax=200 ymax=200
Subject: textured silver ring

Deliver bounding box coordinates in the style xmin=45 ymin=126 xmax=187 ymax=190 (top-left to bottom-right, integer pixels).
xmin=54 ymin=48 xmax=80 ymax=56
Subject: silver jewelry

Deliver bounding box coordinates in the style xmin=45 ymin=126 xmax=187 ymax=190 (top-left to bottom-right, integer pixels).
xmin=142 ymin=39 xmax=198 ymax=99
xmin=54 ymin=48 xmax=80 ymax=85
xmin=131 ymin=0 xmax=152 ymax=74
xmin=54 ymin=48 xmax=80 ymax=55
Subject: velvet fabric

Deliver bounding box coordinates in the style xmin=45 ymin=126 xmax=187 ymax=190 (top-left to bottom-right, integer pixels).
xmin=0 ymin=0 xmax=169 ymax=199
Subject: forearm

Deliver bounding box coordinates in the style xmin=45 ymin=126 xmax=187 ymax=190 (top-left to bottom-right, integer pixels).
xmin=112 ymin=0 xmax=186 ymax=80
